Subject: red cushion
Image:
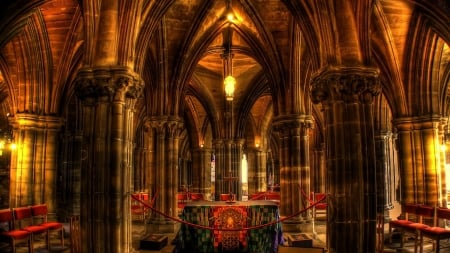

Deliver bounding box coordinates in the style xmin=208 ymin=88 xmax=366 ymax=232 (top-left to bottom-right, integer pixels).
xmin=1 ymin=230 xmax=30 ymax=240
xmin=406 ymin=222 xmax=429 ymax=229
xmin=420 ymin=226 xmax=450 ymax=236
xmin=390 ymin=219 xmax=413 ymax=227
xmin=22 ymin=225 xmax=48 ymax=234
xmin=40 ymin=222 xmax=63 ymax=230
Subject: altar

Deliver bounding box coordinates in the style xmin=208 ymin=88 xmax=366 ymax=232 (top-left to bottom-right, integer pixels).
xmin=175 ymin=200 xmax=283 ymax=253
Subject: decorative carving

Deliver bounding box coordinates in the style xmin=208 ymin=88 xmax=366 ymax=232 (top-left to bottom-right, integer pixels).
xmin=310 ymin=66 xmax=380 ymax=104
xmin=75 ymin=67 xmax=144 ymax=100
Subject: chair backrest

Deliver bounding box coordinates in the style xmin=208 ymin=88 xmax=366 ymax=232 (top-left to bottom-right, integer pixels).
xmin=402 ymin=204 xmax=419 ymax=221
xmin=0 ymin=209 xmax=14 ymax=230
xmin=31 ymin=204 xmax=48 ymax=217
xmin=13 ymin=206 xmax=34 ymax=228
xmin=190 ymin=193 xmax=204 ymax=201
xmin=13 ymin=206 xmax=32 ymax=220
xmin=140 ymin=193 xmax=149 ymax=201
xmin=177 ymin=193 xmax=188 ymax=200
xmin=220 ymin=194 xmax=236 ymax=201
xmin=437 ymin=207 xmax=450 ymax=220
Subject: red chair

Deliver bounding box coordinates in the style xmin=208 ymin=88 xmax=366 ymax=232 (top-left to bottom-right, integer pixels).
xmin=190 ymin=193 xmax=204 ymax=201
xmin=418 ymin=207 xmax=450 ymax=253
xmin=177 ymin=193 xmax=188 ymax=208
xmin=131 ymin=194 xmax=146 ymax=221
xmin=30 ymin=204 xmax=64 ymax=249
xmin=389 ymin=204 xmax=432 ymax=250
xmin=0 ymin=208 xmax=32 ymax=253
xmin=13 ymin=206 xmax=49 ymax=251
xmin=220 ymin=194 xmax=236 ymax=201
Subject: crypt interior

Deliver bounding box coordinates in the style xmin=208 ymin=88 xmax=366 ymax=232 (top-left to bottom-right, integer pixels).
xmin=0 ymin=0 xmax=449 ymax=253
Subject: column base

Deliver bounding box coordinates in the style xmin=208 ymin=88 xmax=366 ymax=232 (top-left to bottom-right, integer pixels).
xmin=146 ymin=218 xmax=180 ymax=233
xmin=281 ymin=217 xmax=313 ymax=233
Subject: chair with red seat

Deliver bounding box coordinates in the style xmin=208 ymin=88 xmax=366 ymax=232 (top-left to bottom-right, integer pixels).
xmin=389 ymin=204 xmax=432 ymax=251
xmin=13 ymin=206 xmax=49 ymax=251
xmin=189 ymin=193 xmax=204 ymax=201
xmin=0 ymin=208 xmax=32 ymax=253
xmin=30 ymin=204 xmax=64 ymax=250
xmin=418 ymin=207 xmax=450 ymax=253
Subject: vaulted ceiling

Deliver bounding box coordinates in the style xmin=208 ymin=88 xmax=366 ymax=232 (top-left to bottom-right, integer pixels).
xmin=0 ymin=0 xmax=448 ymax=151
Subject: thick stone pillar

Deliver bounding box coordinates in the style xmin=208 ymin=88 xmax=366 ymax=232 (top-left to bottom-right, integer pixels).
xmin=9 ymin=114 xmax=63 ymax=216
xmin=147 ymin=118 xmax=183 ymax=233
xmin=76 ymin=67 xmax=143 ymax=253
xmin=394 ymin=116 xmax=446 ymax=206
xmin=59 ymin=128 xmax=83 ymax=219
xmin=191 ymin=147 xmax=212 ymax=200
xmin=273 ymin=115 xmax=312 ymax=230
xmin=247 ymin=147 xmax=267 ymax=194
xmin=311 ymin=66 xmax=380 ymax=253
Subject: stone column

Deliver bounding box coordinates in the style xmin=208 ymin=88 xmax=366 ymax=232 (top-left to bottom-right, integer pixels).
xmin=394 ymin=116 xmax=446 ymax=206
xmin=147 ymin=118 xmax=183 ymax=233
xmin=273 ymin=115 xmax=312 ymax=230
xmin=76 ymin=67 xmax=143 ymax=253
xmin=191 ymin=147 xmax=212 ymax=199
xmin=311 ymin=144 xmax=326 ymax=193
xmin=247 ymin=147 xmax=267 ymax=194
xmin=9 ymin=114 xmax=63 ymax=216
xmin=59 ymin=128 xmax=83 ymax=219
xmin=311 ymin=66 xmax=380 ymax=253
xmin=374 ymin=131 xmax=396 ymax=220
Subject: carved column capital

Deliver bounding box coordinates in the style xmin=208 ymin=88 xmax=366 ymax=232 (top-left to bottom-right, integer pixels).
xmin=75 ymin=66 xmax=144 ymax=100
xmin=147 ymin=116 xmax=184 ymax=137
xmin=310 ymin=65 xmax=380 ymax=104
xmin=272 ymin=114 xmax=313 ymax=136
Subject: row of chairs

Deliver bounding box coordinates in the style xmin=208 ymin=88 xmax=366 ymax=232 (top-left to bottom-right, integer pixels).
xmin=389 ymin=204 xmax=450 ymax=253
xmin=0 ymin=204 xmax=64 ymax=253
xmin=131 ymin=192 xmax=150 ymax=221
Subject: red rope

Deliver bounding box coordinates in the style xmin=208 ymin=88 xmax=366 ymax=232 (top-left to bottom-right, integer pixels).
xmin=131 ymin=193 xmax=326 ymax=232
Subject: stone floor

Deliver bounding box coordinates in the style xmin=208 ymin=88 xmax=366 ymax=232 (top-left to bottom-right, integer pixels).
xmin=3 ymin=218 xmax=450 ymax=252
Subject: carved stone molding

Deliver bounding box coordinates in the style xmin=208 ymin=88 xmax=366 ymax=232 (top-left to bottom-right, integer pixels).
xmin=75 ymin=66 xmax=144 ymax=100
xmin=272 ymin=114 xmax=313 ymax=135
xmin=310 ymin=65 xmax=380 ymax=104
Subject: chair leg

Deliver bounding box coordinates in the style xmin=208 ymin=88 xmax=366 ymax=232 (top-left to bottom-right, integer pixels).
xmin=61 ymin=229 xmax=65 ymax=246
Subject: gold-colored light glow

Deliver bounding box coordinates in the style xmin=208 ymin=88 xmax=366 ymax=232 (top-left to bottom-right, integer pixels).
xmin=227 ymin=13 xmax=235 ymax=22
xmin=224 ymin=75 xmax=236 ymax=100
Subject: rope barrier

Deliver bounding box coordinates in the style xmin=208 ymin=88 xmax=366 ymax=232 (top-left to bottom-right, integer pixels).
xmin=131 ymin=193 xmax=326 ymax=232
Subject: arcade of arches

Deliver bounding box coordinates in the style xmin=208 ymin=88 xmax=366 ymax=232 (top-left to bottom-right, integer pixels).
xmin=0 ymin=0 xmax=449 ymax=252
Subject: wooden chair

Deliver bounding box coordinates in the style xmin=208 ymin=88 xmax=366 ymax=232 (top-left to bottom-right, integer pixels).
xmin=13 ymin=206 xmax=49 ymax=251
xmin=189 ymin=193 xmax=204 ymax=201
xmin=69 ymin=215 xmax=81 ymax=253
xmin=177 ymin=193 xmax=188 ymax=209
xmin=131 ymin=193 xmax=146 ymax=221
xmin=30 ymin=204 xmax=64 ymax=250
xmin=418 ymin=207 xmax=450 ymax=253
xmin=389 ymin=204 xmax=432 ymax=252
xmin=0 ymin=208 xmax=32 ymax=253
xmin=220 ymin=193 xmax=236 ymax=202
